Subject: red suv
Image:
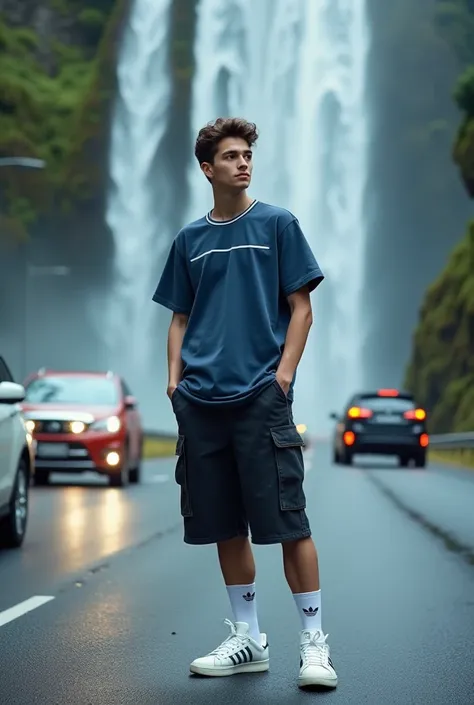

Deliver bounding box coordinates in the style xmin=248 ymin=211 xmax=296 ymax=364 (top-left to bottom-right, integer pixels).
xmin=21 ymin=370 xmax=143 ymax=487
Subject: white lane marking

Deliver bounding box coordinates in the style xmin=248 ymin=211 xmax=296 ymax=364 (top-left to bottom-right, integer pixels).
xmin=0 ymin=596 xmax=55 ymax=628
xmin=149 ymin=474 xmax=169 ymax=483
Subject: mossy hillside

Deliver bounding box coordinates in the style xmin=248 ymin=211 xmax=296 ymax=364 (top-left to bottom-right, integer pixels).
xmin=403 ymin=1 xmax=474 ymax=435
xmin=0 ymin=0 xmax=127 ymax=240
xmin=404 ymin=223 xmax=474 ymax=433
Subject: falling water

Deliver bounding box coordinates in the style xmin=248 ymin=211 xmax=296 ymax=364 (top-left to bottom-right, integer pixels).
xmin=187 ymin=0 xmax=370 ymax=431
xmin=103 ymin=0 xmax=173 ymax=426
xmin=104 ymin=0 xmax=369 ymax=432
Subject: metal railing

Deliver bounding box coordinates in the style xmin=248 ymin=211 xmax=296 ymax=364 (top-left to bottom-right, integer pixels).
xmin=428 ymin=433 xmax=474 ymax=450
xmin=144 ymin=430 xmax=474 ymax=450
xmin=144 ymin=429 xmax=177 ymax=442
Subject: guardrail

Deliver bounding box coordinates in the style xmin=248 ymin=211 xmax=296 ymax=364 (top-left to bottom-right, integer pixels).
xmin=145 ymin=430 xmax=474 ymax=448
xmin=144 ymin=429 xmax=177 ymax=442
xmin=144 ymin=428 xmax=474 ymax=449
xmin=428 ymin=433 xmax=474 ymax=449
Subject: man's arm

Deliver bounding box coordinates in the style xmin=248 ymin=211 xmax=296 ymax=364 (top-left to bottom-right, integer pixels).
xmin=276 ymin=286 xmax=313 ymax=395
xmin=167 ymin=312 xmax=189 ymax=399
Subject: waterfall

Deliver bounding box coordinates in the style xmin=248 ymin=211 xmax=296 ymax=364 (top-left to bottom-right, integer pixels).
xmin=103 ymin=0 xmax=173 ymax=427
xmin=104 ymin=0 xmax=369 ymax=432
xmin=187 ymin=0 xmax=370 ymax=431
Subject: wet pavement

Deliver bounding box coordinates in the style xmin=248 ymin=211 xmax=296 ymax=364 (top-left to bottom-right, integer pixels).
xmin=1 ymin=447 xmax=473 ymax=704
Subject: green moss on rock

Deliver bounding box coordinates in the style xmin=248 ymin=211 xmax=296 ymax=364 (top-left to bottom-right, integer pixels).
xmin=405 ymin=223 xmax=474 ymax=432
xmin=0 ymin=0 xmax=128 ymax=239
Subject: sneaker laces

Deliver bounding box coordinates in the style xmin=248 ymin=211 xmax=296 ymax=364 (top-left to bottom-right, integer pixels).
xmin=301 ymin=631 xmax=330 ymax=667
xmin=208 ymin=619 xmax=249 ymax=660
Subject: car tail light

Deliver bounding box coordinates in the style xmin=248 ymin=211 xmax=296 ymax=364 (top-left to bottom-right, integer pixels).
xmin=419 ymin=433 xmax=429 ymax=447
xmin=348 ymin=406 xmax=373 ymax=419
xmin=377 ymin=388 xmax=399 ymax=397
xmin=343 ymin=431 xmax=355 ymax=446
xmin=404 ymin=408 xmax=426 ymax=421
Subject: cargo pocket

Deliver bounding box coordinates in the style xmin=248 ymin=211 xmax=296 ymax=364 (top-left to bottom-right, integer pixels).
xmin=270 ymin=425 xmax=306 ymax=511
xmin=174 ymin=435 xmax=192 ymax=517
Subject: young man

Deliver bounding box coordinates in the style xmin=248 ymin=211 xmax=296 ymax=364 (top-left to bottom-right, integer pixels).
xmin=152 ymin=117 xmax=338 ymax=690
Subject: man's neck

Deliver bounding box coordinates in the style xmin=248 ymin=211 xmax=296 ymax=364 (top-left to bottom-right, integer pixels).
xmin=210 ymin=191 xmax=254 ymax=221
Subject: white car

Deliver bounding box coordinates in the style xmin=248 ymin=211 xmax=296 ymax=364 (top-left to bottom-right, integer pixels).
xmin=0 ymin=356 xmax=34 ymax=548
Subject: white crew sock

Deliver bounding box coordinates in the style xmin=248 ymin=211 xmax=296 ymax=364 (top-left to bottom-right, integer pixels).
xmin=226 ymin=583 xmax=261 ymax=643
xmin=293 ymin=590 xmax=322 ymax=631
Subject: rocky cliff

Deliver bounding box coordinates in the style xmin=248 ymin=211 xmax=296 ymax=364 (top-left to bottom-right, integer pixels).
xmin=0 ymin=0 xmax=129 ymax=245
xmin=405 ymin=43 xmax=474 ymax=433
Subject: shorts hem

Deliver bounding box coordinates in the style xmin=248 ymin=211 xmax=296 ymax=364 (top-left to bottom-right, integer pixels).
xmin=250 ymin=528 xmax=312 ymax=545
xmin=183 ymin=530 xmax=249 ymax=545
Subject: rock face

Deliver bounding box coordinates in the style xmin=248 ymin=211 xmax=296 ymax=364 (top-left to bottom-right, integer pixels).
xmin=405 ymin=68 xmax=474 ymax=434
xmin=0 ymin=0 xmax=128 ymax=243
xmin=0 ymin=0 xmax=130 ymax=381
xmin=404 ymin=224 xmax=474 ymax=433
xmin=403 ymin=3 xmax=474 ymax=435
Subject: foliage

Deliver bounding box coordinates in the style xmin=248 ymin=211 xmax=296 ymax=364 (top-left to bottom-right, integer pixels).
xmin=0 ymin=0 xmax=127 ymax=239
xmin=404 ymin=1 xmax=474 ymax=435
xmin=405 ymin=223 xmax=474 ymax=432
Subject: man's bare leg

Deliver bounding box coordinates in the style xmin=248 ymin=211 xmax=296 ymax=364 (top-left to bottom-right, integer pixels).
xmin=282 ymin=537 xmax=322 ymax=630
xmin=217 ymin=536 xmax=256 ymax=584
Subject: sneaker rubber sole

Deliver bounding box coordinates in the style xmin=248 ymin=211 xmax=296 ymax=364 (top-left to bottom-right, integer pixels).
xmin=190 ymin=659 xmax=269 ymax=677
xmin=298 ymin=673 xmax=338 ymax=689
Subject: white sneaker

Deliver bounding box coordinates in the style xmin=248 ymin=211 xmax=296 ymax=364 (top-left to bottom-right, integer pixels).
xmin=298 ymin=629 xmax=338 ymax=689
xmin=189 ymin=619 xmax=269 ymax=677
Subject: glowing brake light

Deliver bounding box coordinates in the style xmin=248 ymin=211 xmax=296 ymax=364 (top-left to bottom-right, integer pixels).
xmin=377 ymin=388 xmax=399 ymax=397
xmin=404 ymin=408 xmax=426 ymax=421
xmin=348 ymin=406 xmax=373 ymax=419
xmin=343 ymin=431 xmax=355 ymax=446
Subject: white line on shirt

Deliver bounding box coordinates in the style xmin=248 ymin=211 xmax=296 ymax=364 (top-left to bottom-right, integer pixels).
xmin=190 ymin=244 xmax=270 ymax=262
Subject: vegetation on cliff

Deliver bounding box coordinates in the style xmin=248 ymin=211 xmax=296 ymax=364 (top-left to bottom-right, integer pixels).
xmin=0 ymin=0 xmax=128 ymax=240
xmin=404 ymin=224 xmax=474 ymax=432
xmin=405 ymin=1 xmax=474 ymax=433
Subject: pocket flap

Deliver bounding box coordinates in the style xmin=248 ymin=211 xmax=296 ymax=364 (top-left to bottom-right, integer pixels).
xmin=175 ymin=434 xmax=185 ymax=456
xmin=270 ymin=425 xmax=304 ymax=448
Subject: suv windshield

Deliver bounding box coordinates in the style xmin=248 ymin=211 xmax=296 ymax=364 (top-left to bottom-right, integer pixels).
xmin=24 ymin=376 xmax=118 ymax=406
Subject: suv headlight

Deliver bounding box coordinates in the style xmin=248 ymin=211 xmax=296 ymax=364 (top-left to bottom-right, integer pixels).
xmin=90 ymin=416 xmax=121 ymax=433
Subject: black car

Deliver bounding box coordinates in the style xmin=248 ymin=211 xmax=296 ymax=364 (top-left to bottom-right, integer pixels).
xmin=330 ymin=389 xmax=428 ymax=467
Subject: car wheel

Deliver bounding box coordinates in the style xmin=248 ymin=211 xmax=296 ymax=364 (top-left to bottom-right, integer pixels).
xmin=0 ymin=457 xmax=29 ymax=548
xmin=332 ymin=448 xmax=340 ymax=464
xmin=399 ymin=456 xmax=409 ymax=468
xmin=109 ymin=448 xmax=129 ymax=488
xmin=414 ymin=453 xmax=426 ymax=468
xmin=33 ymin=469 xmax=50 ymax=486
xmin=128 ymin=438 xmax=143 ymax=484
xmin=109 ymin=466 xmax=128 ymax=487
xmin=341 ymin=450 xmax=352 ymax=465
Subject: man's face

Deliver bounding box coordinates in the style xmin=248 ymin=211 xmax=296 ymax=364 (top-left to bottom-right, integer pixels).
xmin=201 ymin=137 xmax=253 ymax=191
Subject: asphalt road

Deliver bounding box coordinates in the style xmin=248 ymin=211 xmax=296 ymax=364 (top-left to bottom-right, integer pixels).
xmin=1 ymin=447 xmax=473 ymax=704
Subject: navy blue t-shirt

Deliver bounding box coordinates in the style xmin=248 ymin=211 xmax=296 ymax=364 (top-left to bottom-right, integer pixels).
xmin=152 ymin=200 xmax=324 ymax=405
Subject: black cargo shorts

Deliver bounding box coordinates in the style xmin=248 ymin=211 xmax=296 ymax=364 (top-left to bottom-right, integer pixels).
xmin=170 ymin=379 xmax=311 ymax=545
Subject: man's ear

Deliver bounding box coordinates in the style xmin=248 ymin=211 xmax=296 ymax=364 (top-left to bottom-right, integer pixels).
xmin=200 ymin=161 xmax=213 ymax=180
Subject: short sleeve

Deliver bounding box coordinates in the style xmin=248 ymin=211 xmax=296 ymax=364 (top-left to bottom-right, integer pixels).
xmin=278 ymin=218 xmax=324 ymax=295
xmin=152 ymin=237 xmax=194 ymax=314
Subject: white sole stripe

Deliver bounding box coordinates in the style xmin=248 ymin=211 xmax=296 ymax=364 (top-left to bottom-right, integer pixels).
xmin=190 ymin=244 xmax=270 ymax=262
xmin=0 ymin=595 xmax=55 ymax=628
